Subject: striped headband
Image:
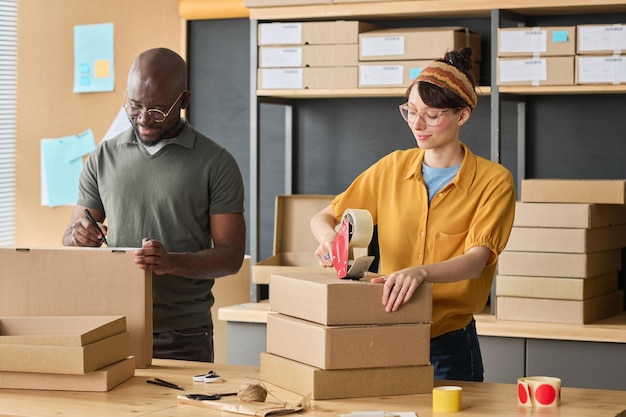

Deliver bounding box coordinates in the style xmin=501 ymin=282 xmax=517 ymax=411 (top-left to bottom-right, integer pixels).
xmin=415 ymin=61 xmax=478 ymax=110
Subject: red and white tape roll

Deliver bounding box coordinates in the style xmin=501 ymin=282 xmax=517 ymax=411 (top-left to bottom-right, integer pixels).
xmin=518 ymin=376 xmax=561 ymax=407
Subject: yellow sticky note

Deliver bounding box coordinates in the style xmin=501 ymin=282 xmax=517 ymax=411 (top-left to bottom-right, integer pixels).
xmin=94 ymin=59 xmax=110 ymax=78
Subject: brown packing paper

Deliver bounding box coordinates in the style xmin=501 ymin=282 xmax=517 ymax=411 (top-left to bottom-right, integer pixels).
xmin=177 ymin=394 xmax=307 ymax=416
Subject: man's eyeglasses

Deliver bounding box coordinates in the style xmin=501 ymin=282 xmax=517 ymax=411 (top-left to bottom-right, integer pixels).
xmin=124 ymin=91 xmax=186 ymax=123
xmin=398 ymin=103 xmax=459 ymax=127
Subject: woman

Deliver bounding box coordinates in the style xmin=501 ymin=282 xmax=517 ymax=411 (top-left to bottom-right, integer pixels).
xmin=310 ymin=47 xmax=516 ymax=381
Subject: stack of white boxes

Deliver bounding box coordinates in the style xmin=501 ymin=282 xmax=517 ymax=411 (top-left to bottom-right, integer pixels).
xmin=257 ymin=20 xmax=378 ymax=90
xmin=497 ymin=179 xmax=626 ymax=324
xmin=357 ymin=27 xmax=481 ymax=89
xmin=497 ymin=26 xmax=576 ymax=86
xmin=260 ymin=272 xmax=433 ymax=400
xmin=576 ymin=23 xmax=626 ymax=86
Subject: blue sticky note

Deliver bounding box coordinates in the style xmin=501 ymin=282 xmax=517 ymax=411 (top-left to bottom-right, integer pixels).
xmin=409 ymin=68 xmax=424 ymax=80
xmin=41 ymin=139 xmax=83 ymax=207
xmin=73 ymin=23 xmax=115 ymax=93
xmin=60 ymin=129 xmax=96 ymax=162
xmin=552 ymin=31 xmax=568 ymax=43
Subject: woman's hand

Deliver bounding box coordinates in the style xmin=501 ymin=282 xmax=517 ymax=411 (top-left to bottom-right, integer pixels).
xmin=371 ymin=267 xmax=427 ymax=312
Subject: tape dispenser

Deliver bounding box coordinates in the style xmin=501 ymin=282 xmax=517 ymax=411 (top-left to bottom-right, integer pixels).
xmin=332 ymin=208 xmax=375 ymax=280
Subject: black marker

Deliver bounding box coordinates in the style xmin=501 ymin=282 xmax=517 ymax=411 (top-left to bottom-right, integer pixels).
xmin=84 ymin=208 xmax=108 ymax=245
xmin=147 ymin=378 xmax=184 ymax=391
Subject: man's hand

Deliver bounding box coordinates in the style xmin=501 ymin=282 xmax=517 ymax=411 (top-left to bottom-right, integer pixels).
xmin=134 ymin=238 xmax=170 ymax=274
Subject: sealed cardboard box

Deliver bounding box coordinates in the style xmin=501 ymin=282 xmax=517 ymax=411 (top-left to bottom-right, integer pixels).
xmin=513 ymin=202 xmax=626 ymax=228
xmin=266 ymin=312 xmax=430 ymax=369
xmin=496 ymin=272 xmax=619 ymax=301
xmin=496 ymin=290 xmax=624 ymax=324
xmin=258 ymin=66 xmax=357 ymax=89
xmin=0 ymin=357 xmax=135 ymax=391
xmin=253 ymin=195 xmax=336 ymax=284
xmin=270 ymin=272 xmax=432 ymax=325
xmin=576 ymin=55 xmax=626 ymax=85
xmin=577 ymin=24 xmax=626 ymax=55
xmin=498 ymin=249 xmax=622 ymax=278
xmin=497 ymin=56 xmax=574 ymax=86
xmin=258 ymin=21 xmax=378 ymax=46
xmin=504 ymin=224 xmax=626 ymax=253
xmin=521 ymin=179 xmax=626 ymax=204
xmin=498 ymin=26 xmax=576 ymax=57
xmin=259 ymin=44 xmax=358 ymax=68
xmin=260 ymin=352 xmax=433 ymax=399
xmin=0 ymin=247 xmax=152 ymax=368
xmin=359 ymin=27 xmax=481 ymax=61
xmin=358 ymin=59 xmax=480 ymax=88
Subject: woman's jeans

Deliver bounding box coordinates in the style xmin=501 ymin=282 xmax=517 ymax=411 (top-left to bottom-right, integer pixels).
xmin=430 ymin=318 xmax=484 ymax=381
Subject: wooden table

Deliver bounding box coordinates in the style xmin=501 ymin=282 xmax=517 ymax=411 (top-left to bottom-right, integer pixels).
xmin=1 ymin=359 xmax=625 ymax=416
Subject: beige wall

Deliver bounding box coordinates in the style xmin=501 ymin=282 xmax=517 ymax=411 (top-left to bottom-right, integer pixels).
xmin=15 ymin=0 xmax=184 ymax=246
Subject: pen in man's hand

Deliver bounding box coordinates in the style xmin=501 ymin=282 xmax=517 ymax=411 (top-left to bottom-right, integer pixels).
xmin=147 ymin=378 xmax=184 ymax=391
xmin=84 ymin=208 xmax=108 ymax=245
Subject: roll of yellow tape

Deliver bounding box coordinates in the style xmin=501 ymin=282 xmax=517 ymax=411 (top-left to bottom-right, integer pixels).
xmin=432 ymin=386 xmax=462 ymax=412
xmin=517 ymin=376 xmax=561 ymax=408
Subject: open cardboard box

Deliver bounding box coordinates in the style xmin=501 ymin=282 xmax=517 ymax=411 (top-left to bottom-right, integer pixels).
xmin=0 ymin=247 xmax=152 ymax=368
xmin=253 ymin=195 xmax=338 ymax=284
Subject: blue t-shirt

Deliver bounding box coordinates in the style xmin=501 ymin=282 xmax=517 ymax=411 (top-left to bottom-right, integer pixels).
xmin=422 ymin=162 xmax=461 ymax=202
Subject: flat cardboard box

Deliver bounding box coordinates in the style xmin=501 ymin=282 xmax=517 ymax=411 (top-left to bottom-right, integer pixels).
xmin=497 ymin=249 xmax=622 ymax=278
xmin=269 ymin=272 xmax=432 ymax=325
xmin=577 ymin=24 xmax=626 ymax=55
xmin=496 ymin=291 xmax=624 ymax=324
xmin=0 ymin=357 xmax=135 ymax=391
xmin=497 ymin=56 xmax=574 ymax=86
xmin=253 ymin=195 xmax=335 ymax=284
xmin=358 ymin=59 xmax=480 ymax=88
xmin=259 ymin=44 xmax=358 ymax=68
xmin=0 ymin=331 xmax=130 ymax=374
xmin=258 ymin=66 xmax=357 ymax=89
xmin=266 ymin=312 xmax=430 ymax=370
xmin=498 ymin=26 xmax=576 ymax=57
xmin=258 ymin=21 xmax=378 ymax=46
xmin=359 ymin=27 xmax=481 ymax=61
xmin=495 ymin=272 xmax=619 ymax=301
xmin=521 ymin=179 xmax=626 ymax=204
xmin=260 ymin=352 xmax=433 ymax=399
xmin=504 ymin=224 xmax=626 ymax=253
xmin=576 ymin=55 xmax=626 ymax=85
xmin=513 ymin=202 xmax=626 ymax=228
xmin=0 ymin=247 xmax=152 ymax=368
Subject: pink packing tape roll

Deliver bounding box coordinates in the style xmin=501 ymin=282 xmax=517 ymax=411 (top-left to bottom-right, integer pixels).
xmin=518 ymin=376 xmax=561 ymax=408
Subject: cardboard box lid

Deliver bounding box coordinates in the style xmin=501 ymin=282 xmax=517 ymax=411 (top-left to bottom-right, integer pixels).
xmin=0 ymin=316 xmax=126 ymax=346
xmin=0 ymin=247 xmax=152 ymax=368
xmin=269 ymin=272 xmax=432 ymax=325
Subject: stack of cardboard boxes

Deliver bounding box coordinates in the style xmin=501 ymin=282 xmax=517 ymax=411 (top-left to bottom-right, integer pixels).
xmin=497 ymin=179 xmax=626 ymax=324
xmin=260 ymin=272 xmax=434 ymax=399
xmin=576 ymin=24 xmax=626 ymax=86
xmin=358 ymin=27 xmax=482 ymax=88
xmin=257 ymin=21 xmax=377 ymax=90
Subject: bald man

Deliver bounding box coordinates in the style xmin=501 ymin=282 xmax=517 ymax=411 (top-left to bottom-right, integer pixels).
xmin=63 ymin=48 xmax=246 ymax=362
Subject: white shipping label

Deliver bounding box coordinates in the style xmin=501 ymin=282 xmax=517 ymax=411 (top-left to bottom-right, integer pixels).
xmin=499 ymin=30 xmax=547 ymax=53
xmin=359 ymin=65 xmax=404 ymax=86
xmin=578 ymin=25 xmax=626 ymax=53
xmin=578 ymin=56 xmax=626 ymax=84
xmin=499 ymin=59 xmax=547 ymax=82
xmin=259 ymin=23 xmax=302 ymax=45
xmin=260 ymin=47 xmax=302 ymax=68
xmin=360 ymin=36 xmax=405 ymax=57
xmin=260 ymin=68 xmax=303 ymax=89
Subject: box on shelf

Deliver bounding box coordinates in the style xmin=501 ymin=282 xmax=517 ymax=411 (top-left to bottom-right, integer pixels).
xmin=495 ymin=272 xmax=619 ymax=301
xmin=260 ymin=352 xmax=433 ymax=399
xmin=259 ymin=44 xmax=359 ymax=68
xmin=497 ymin=56 xmax=574 ymax=86
xmin=496 ymin=290 xmax=624 ymax=324
xmin=521 ymin=179 xmax=626 ymax=204
xmin=0 ymin=316 xmax=130 ymax=374
xmin=0 ymin=357 xmax=135 ymax=392
xmin=0 ymin=247 xmax=153 ymax=368
xmin=252 ymin=195 xmax=336 ymax=284
xmin=512 ymin=202 xmax=626 ymax=229
xmin=270 ymin=272 xmax=432 ymax=325
xmin=576 ymin=24 xmax=626 ymax=55
xmin=266 ymin=312 xmax=430 ymax=370
xmin=576 ymin=55 xmax=626 ymax=85
xmin=497 ymin=249 xmax=622 ymax=278
xmin=357 ymin=59 xmax=480 ymax=88
xmin=359 ymin=27 xmax=481 ymax=61
xmin=497 ymin=26 xmax=576 ymax=57
xmin=258 ymin=21 xmax=378 ymax=46
xmin=504 ymin=224 xmax=626 ymax=253
xmin=258 ymin=67 xmax=357 ymax=89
